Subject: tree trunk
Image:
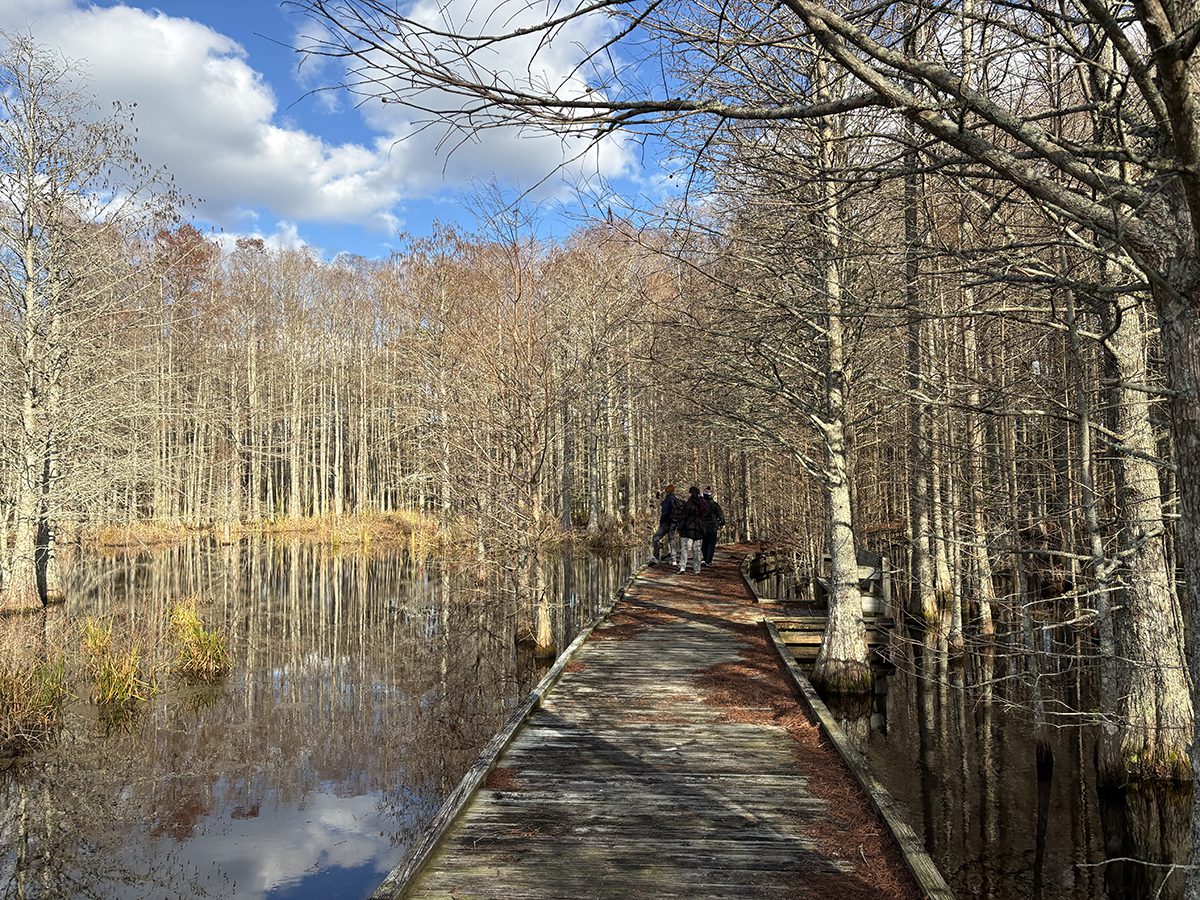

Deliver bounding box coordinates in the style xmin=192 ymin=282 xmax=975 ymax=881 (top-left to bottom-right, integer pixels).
xmin=963 ymin=317 xmax=996 ymax=638
xmin=1101 ymin=296 xmax=1193 ymax=783
xmin=560 ymin=393 xmax=574 ymax=529
xmin=4 ymin=486 xmax=40 ymax=611
xmin=904 ymin=143 xmax=937 ymax=630
xmin=815 ymin=458 xmax=871 ymax=694
xmin=288 ymin=357 xmax=303 ymax=520
xmin=1064 ymin=282 xmax=1117 ymax=732
xmin=333 ymin=377 xmax=345 ymax=517
xmin=811 ymin=74 xmax=871 ymax=695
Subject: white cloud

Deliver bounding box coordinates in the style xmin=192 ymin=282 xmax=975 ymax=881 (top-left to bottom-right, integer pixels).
xmin=0 ymin=1 xmax=637 ymax=247
xmin=214 ymin=220 xmax=314 ymax=255
xmin=360 ymin=0 xmax=637 ymax=193
xmin=1 ymin=0 xmax=74 ymax=21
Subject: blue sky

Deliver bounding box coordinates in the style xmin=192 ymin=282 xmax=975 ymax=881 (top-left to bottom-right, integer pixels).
xmin=2 ymin=0 xmax=656 ymax=257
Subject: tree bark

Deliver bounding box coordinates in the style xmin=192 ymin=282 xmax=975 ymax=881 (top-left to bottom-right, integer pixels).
xmin=811 ymin=71 xmax=871 ymax=695
xmin=1091 ymin=297 xmax=1192 ymax=783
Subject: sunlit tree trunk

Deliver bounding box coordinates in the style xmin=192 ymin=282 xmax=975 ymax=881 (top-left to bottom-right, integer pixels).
xmin=1102 ymin=297 xmax=1193 ymax=783
xmin=812 ymin=63 xmax=870 ymax=694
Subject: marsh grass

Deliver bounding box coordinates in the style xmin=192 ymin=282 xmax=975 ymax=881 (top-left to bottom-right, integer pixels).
xmin=82 ymin=616 xmax=112 ymax=666
xmin=88 ymin=520 xmax=192 ymax=548
xmin=82 ymin=618 xmax=158 ymax=706
xmin=169 ymin=600 xmax=230 ymax=680
xmin=0 ymin=651 xmax=70 ymax=754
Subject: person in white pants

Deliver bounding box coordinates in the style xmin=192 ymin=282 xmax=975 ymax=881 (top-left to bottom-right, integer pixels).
xmin=679 ymin=534 xmax=703 ymax=574
xmin=676 ymin=486 xmax=708 ymax=574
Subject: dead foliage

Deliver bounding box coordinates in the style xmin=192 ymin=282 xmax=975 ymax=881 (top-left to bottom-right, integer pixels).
xmin=484 ymin=766 xmax=523 ymax=791
xmin=689 ymin=568 xmax=920 ymax=900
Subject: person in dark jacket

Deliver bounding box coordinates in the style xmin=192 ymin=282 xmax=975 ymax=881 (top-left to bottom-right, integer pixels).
xmin=677 ymin=485 xmax=710 ymax=574
xmin=701 ymin=486 xmax=725 ymax=566
xmin=650 ymin=484 xmax=679 ymax=565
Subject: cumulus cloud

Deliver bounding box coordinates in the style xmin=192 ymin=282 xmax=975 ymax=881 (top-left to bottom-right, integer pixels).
xmin=0 ymin=4 xmax=404 ymax=232
xmin=214 ymin=220 xmax=314 ymax=256
xmin=0 ymin=1 xmax=636 ymax=246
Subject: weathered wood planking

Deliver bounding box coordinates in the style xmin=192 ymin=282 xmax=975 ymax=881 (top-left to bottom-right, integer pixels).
xmin=369 ymin=570 xmax=638 ymax=899
xmin=773 ymin=616 xmax=895 ymax=629
xmin=764 ymin=621 xmax=956 ymax=900
xmin=379 ymin=550 xmax=932 ymax=899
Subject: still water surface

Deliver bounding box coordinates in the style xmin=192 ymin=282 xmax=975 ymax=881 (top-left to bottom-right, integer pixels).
xmin=0 ymin=539 xmax=637 ymax=899
xmin=749 ymin=555 xmax=1191 ymax=900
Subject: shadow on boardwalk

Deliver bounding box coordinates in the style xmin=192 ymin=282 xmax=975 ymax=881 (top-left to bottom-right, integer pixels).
xmin=398 ymin=549 xmax=922 ymax=900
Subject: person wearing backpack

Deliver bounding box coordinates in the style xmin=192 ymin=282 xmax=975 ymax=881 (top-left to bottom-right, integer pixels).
xmin=701 ymin=486 xmax=726 ymax=566
xmin=649 ymin=484 xmax=680 ymax=565
xmin=677 ymin=485 xmax=710 ymax=574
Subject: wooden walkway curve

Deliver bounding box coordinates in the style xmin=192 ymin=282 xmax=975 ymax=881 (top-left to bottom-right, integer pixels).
xmin=386 ymin=549 xmax=926 ymax=899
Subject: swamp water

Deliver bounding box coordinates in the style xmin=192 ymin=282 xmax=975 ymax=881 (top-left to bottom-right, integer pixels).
xmin=850 ymin=641 xmax=1191 ymax=900
xmin=0 ymin=539 xmax=638 ymax=899
xmin=748 ymin=556 xmax=1191 ymax=900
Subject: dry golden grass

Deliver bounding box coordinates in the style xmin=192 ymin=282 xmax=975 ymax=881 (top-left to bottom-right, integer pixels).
xmin=0 ymin=627 xmax=70 ymax=756
xmin=81 ymin=511 xmax=643 ymax=559
xmin=169 ymin=599 xmax=231 ymax=680
xmin=81 ymin=617 xmax=158 ymax=705
xmin=88 ymin=520 xmax=193 ymax=548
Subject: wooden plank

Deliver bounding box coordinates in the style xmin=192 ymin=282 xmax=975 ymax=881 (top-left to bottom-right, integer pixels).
xmin=777 ymin=632 xmax=888 ymax=646
xmin=773 ymin=616 xmax=894 ymax=628
xmin=764 ymin=620 xmax=956 ymax=900
xmin=410 ymin=866 xmax=840 ymax=900
xmin=370 ymin=566 xmax=641 ymax=899
xmin=392 ymin=550 xmax=926 ymax=900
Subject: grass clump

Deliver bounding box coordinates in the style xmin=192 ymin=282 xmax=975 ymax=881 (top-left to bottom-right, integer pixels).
xmin=169 ymin=600 xmax=230 ymax=680
xmin=82 ymin=617 xmax=157 ymax=706
xmin=82 ymin=616 xmax=112 ymax=663
xmin=0 ymin=653 xmax=70 ymax=754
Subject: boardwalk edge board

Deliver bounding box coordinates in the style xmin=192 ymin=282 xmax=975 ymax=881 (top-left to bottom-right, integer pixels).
xmin=763 ymin=619 xmax=957 ymax=900
xmin=371 ymin=564 xmax=646 ymax=900
xmin=739 ymin=551 xmax=774 ymax=603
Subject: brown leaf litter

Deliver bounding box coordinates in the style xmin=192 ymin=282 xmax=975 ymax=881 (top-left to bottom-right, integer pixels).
xmin=694 ymin=639 xmax=920 ymax=900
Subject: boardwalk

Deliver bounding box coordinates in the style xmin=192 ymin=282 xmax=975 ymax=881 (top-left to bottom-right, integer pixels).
xmin=393 ymin=550 xmax=922 ymax=899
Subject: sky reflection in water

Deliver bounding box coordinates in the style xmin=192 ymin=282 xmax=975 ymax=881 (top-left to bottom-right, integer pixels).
xmin=0 ymin=540 xmax=636 ymax=900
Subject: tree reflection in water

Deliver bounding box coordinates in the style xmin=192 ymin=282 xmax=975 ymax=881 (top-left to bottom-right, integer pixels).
xmin=809 ymin=628 xmax=1193 ymax=900
xmin=0 ymin=539 xmax=636 ymax=899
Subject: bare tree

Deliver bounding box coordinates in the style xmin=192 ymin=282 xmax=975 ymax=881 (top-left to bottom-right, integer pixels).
xmin=0 ymin=33 xmax=178 ymax=610
xmin=290 ymin=0 xmax=1200 ymax=795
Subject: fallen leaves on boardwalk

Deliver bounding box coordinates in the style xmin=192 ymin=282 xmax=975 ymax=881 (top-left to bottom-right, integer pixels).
xmin=483 ymin=766 xmax=523 ymax=791
xmin=635 ymin=551 xmax=920 ymax=900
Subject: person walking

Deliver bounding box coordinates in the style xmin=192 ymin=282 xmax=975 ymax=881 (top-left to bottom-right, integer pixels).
xmin=677 ymin=486 xmax=709 ymax=575
xmin=650 ymin=484 xmax=680 ymax=565
xmin=701 ymin=486 xmax=725 ymax=566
